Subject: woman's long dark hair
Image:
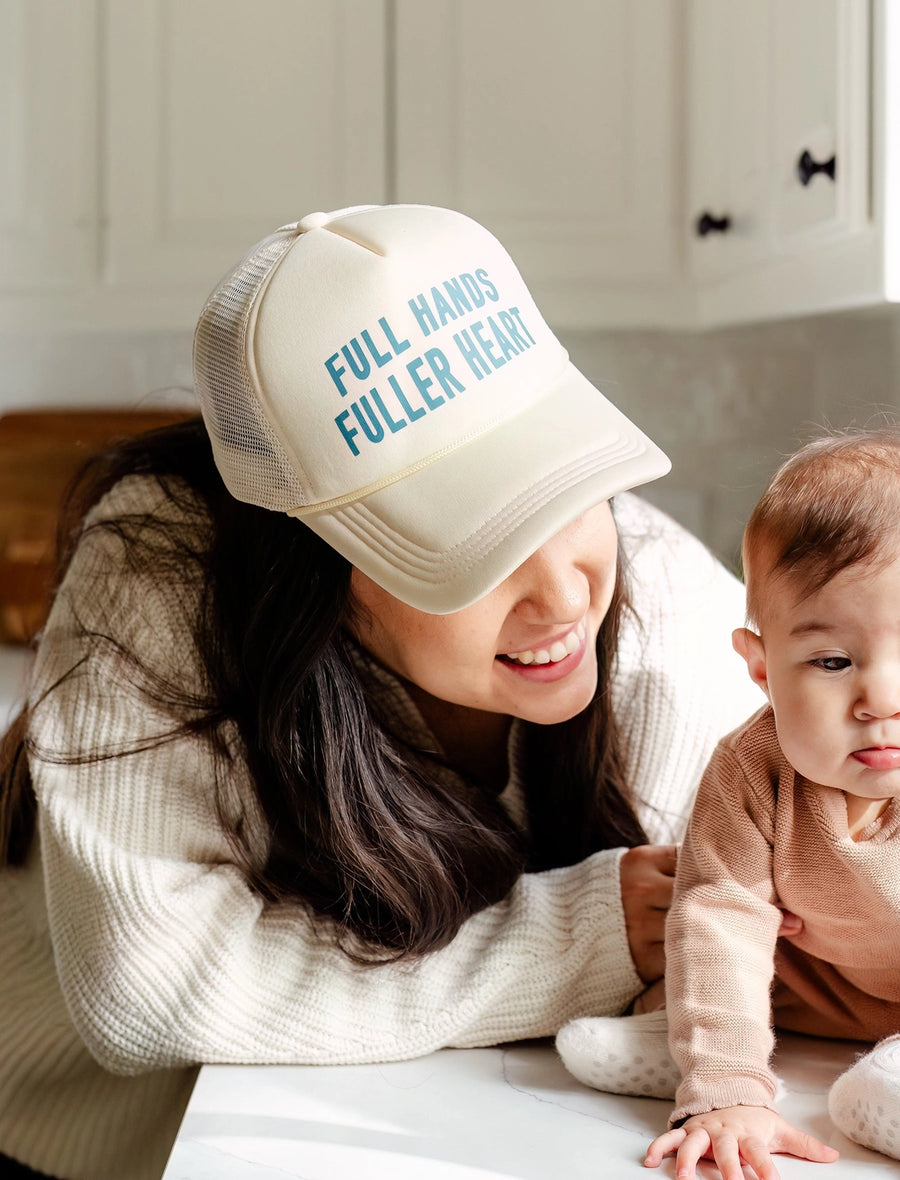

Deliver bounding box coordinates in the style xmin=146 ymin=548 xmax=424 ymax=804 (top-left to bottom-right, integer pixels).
xmin=0 ymin=418 xmax=646 ymax=959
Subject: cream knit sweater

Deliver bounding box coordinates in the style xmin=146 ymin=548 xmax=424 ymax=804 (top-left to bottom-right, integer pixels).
xmin=0 ymin=480 xmax=760 ymax=1179
xmin=668 ymin=706 xmax=900 ymax=1125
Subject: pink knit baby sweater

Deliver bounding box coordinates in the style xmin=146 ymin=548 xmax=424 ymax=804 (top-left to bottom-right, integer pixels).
xmin=666 ymin=706 xmax=900 ymax=1124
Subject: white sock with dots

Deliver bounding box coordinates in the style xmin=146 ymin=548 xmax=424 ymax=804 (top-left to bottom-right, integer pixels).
xmin=555 ymin=1009 xmax=681 ymax=1099
xmin=828 ymin=1035 xmax=900 ymax=1160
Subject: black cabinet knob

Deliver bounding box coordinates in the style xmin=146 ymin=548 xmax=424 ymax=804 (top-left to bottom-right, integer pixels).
xmin=797 ymin=149 xmax=836 ymax=186
xmin=695 ymin=211 xmax=732 ymax=237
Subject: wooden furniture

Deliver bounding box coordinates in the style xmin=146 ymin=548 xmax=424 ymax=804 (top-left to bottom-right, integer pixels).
xmin=0 ymin=409 xmax=192 ymax=644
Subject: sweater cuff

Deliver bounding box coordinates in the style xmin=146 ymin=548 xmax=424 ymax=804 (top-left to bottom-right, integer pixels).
xmin=570 ymin=846 xmax=644 ymax=1015
xmin=511 ymin=846 xmax=644 ymax=1023
xmin=450 ymin=847 xmax=644 ymax=1049
xmin=670 ymin=1075 xmax=778 ymax=1127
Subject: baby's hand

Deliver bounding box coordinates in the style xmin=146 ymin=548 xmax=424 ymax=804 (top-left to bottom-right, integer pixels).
xmin=643 ymin=1105 xmax=839 ymax=1180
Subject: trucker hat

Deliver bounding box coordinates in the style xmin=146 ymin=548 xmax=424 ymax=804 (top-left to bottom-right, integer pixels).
xmin=193 ymin=204 xmax=670 ymax=612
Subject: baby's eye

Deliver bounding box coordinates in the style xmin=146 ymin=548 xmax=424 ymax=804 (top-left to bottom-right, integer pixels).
xmin=809 ymin=656 xmax=851 ymax=672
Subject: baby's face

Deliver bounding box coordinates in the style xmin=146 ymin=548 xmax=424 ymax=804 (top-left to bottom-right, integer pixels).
xmin=740 ymin=553 xmax=900 ymax=800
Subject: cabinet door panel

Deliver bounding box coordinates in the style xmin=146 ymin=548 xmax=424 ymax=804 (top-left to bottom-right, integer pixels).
xmin=687 ymin=0 xmax=871 ymax=315
xmin=105 ymin=0 xmax=387 ymax=289
xmin=772 ymin=0 xmax=869 ymax=246
xmin=394 ymin=0 xmax=678 ymax=326
xmin=0 ymin=0 xmax=98 ymax=289
xmin=687 ymin=0 xmax=772 ymax=279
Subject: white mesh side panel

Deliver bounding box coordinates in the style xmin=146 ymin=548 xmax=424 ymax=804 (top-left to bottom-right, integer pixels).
xmin=193 ymin=231 xmax=310 ymax=512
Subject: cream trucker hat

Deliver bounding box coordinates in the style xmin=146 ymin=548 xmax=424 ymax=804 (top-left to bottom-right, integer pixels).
xmin=193 ymin=204 xmax=670 ymax=613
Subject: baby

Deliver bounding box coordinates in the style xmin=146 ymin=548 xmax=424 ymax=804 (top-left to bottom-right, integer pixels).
xmin=558 ymin=428 xmax=900 ymax=1179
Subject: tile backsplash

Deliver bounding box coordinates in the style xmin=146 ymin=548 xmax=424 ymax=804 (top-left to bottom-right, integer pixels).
xmin=562 ymin=310 xmax=900 ymax=573
xmin=3 ymin=308 xmax=899 ymax=576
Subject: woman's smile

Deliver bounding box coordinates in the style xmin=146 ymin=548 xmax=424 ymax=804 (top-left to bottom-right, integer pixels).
xmin=499 ymin=618 xmax=587 ymax=666
xmin=496 ymin=619 xmax=588 ymax=681
xmin=349 ymin=502 xmax=617 ymax=730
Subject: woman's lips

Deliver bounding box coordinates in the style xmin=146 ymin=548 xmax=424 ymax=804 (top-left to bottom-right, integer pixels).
xmin=851 ymin=747 xmax=900 ymax=770
xmin=497 ymin=621 xmax=588 ymax=682
xmin=501 ymin=620 xmax=586 ymax=666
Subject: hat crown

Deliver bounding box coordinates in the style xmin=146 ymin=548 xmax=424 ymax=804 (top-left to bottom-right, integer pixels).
xmin=193 ymin=204 xmax=670 ymax=612
xmin=194 ymin=204 xmax=562 ymax=516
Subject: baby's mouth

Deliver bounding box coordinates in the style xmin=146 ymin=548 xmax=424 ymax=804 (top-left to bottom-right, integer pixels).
xmin=499 ymin=621 xmax=586 ymax=666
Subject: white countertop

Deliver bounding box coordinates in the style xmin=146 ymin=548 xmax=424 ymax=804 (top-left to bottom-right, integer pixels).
xmin=162 ymin=1035 xmax=899 ymax=1179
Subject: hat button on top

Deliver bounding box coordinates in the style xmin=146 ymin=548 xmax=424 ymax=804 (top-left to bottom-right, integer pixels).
xmin=297 ymin=211 xmax=331 ymax=232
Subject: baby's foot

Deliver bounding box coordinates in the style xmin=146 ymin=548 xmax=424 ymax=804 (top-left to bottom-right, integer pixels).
xmin=828 ymin=1034 xmax=900 ymax=1160
xmin=555 ymin=1009 xmax=680 ymax=1099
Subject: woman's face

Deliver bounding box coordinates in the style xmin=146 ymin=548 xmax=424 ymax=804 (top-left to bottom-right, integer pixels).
xmin=349 ymin=501 xmax=619 ymax=728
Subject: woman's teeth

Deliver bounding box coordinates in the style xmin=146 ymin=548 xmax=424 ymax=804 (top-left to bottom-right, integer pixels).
xmin=505 ymin=622 xmax=585 ymax=666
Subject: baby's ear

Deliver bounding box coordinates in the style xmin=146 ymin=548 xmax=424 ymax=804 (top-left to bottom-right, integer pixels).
xmin=732 ymin=627 xmax=770 ymax=698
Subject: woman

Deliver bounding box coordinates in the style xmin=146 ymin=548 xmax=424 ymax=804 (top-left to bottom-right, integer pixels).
xmin=0 ymin=205 xmax=760 ymax=1179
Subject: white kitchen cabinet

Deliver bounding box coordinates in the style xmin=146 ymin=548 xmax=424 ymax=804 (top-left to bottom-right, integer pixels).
xmin=0 ymin=0 xmax=98 ymax=291
xmin=393 ymin=0 xmax=681 ymax=330
xmin=1 ymin=0 xmax=679 ymax=332
xmin=685 ymin=0 xmax=878 ymax=325
xmin=4 ymin=0 xmax=900 ymax=333
xmin=1 ymin=0 xmax=388 ymax=331
xmin=104 ymin=0 xmax=387 ymax=293
xmin=686 ymin=1 xmax=773 ymax=280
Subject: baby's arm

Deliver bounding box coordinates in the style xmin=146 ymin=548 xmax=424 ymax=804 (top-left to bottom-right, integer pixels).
xmin=666 ymin=736 xmax=785 ymax=1119
xmin=657 ymin=734 xmax=838 ymax=1178
xmin=644 ymin=1105 xmax=838 ymax=1180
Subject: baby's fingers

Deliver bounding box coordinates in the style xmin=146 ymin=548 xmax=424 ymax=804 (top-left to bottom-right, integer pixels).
xmin=709 ymin=1131 xmax=753 ymax=1180
xmin=643 ymin=1127 xmax=686 ymax=1168
xmin=645 ymin=1126 xmax=716 ymax=1178
xmin=673 ymin=1129 xmax=716 ymax=1180
xmin=775 ymin=1125 xmax=839 ymax=1165
xmin=731 ymin=1136 xmax=779 ymax=1180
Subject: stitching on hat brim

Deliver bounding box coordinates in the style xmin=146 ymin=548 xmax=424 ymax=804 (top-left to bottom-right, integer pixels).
xmin=329 ymin=435 xmax=646 ymax=581
xmin=287 ymin=411 xmax=529 ymax=519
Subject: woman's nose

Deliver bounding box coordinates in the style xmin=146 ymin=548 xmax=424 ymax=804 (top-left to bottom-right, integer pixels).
xmin=511 ymin=544 xmax=590 ymax=624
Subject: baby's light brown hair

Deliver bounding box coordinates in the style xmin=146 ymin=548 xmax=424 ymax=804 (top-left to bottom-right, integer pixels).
xmin=743 ymin=427 xmax=900 ymax=628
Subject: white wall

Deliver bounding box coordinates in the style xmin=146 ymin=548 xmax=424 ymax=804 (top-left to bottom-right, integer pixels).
xmin=0 ymin=331 xmax=197 ymax=414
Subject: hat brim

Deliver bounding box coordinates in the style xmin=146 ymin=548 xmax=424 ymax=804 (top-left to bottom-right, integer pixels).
xmin=295 ymin=362 xmax=670 ymax=613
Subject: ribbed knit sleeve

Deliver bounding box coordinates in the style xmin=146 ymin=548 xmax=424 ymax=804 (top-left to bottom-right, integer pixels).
xmin=5 ymin=479 xmax=765 ymax=1179
xmin=28 ymin=476 xmax=644 ymax=1081
xmin=665 ymin=716 xmax=784 ymax=1124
